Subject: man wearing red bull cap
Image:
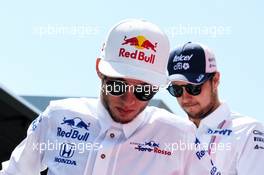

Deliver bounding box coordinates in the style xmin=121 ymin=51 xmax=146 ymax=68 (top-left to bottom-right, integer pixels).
xmin=1 ymin=20 xmax=215 ymax=175
xmin=167 ymin=41 xmax=264 ymax=175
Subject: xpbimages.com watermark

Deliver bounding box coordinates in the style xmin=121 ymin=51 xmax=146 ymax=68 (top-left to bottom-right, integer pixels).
xmin=101 ymin=81 xmax=160 ymax=96
xmin=32 ymin=24 xmax=101 ymax=38
xmin=164 ymin=141 xmax=232 ymax=154
xmin=29 ymin=138 xmax=232 ymax=163
xmin=164 ymin=24 xmax=232 ymax=38
xmin=32 ymin=140 xmax=102 ymax=154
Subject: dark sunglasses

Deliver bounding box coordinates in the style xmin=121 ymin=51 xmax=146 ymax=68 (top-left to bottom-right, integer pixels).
xmin=167 ymin=73 xmax=215 ymax=97
xmin=103 ymin=78 xmax=157 ymax=101
xmin=167 ymin=83 xmax=202 ymax=97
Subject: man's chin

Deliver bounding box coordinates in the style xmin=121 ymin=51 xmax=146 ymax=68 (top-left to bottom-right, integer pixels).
xmin=112 ymin=112 xmax=136 ymax=124
xmin=184 ymin=107 xmax=196 ymax=115
xmin=115 ymin=117 xmax=134 ymax=124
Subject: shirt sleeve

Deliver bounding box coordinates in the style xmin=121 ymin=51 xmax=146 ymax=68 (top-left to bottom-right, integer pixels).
xmin=0 ymin=108 xmax=50 ymax=175
xmin=236 ymin=122 xmax=264 ymax=175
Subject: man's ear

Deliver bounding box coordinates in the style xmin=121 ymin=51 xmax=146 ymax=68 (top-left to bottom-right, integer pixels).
xmin=213 ymin=72 xmax=220 ymax=91
xmin=96 ymin=58 xmax=103 ymax=79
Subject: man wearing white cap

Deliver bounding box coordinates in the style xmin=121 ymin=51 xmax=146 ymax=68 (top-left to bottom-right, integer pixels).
xmin=167 ymin=41 xmax=264 ymax=174
xmin=1 ymin=21 xmax=216 ymax=175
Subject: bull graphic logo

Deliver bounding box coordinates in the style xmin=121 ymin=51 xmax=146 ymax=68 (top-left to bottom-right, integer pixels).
xmin=61 ymin=117 xmax=90 ymax=131
xmin=122 ymin=35 xmax=157 ymax=52
xmin=145 ymin=141 xmax=159 ymax=147
xmin=134 ymin=140 xmax=160 ymax=152
xmin=122 ymin=36 xmax=139 ymax=46
xmin=59 ymin=143 xmax=75 ymax=158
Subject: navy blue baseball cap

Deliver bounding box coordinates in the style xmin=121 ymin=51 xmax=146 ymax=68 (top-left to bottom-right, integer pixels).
xmin=167 ymin=42 xmax=217 ymax=85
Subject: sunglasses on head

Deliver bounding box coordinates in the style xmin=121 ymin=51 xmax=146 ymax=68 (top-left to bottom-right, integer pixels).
xmin=103 ymin=77 xmax=158 ymax=101
xmin=167 ymin=73 xmax=215 ymax=98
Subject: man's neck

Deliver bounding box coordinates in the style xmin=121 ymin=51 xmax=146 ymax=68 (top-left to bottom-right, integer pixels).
xmin=191 ymin=100 xmax=221 ymax=128
xmin=190 ymin=118 xmax=201 ymax=128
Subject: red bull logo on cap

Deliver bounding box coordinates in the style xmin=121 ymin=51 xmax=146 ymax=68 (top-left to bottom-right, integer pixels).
xmin=119 ymin=35 xmax=157 ymax=64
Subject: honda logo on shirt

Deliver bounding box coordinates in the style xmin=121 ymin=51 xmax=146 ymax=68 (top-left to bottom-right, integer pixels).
xmin=60 ymin=143 xmax=75 ymax=158
xmin=54 ymin=143 xmax=77 ymax=166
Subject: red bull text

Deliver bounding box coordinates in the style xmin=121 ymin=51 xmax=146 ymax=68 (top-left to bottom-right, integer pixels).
xmin=120 ymin=35 xmax=157 ymax=64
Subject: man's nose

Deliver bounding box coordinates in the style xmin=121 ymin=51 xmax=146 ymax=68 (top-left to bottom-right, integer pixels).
xmin=121 ymin=90 xmax=137 ymax=105
xmin=180 ymin=88 xmax=193 ymax=102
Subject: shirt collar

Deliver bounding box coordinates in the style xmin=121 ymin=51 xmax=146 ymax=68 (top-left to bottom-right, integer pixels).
xmin=122 ymin=109 xmax=148 ymax=138
xmin=96 ymin=99 xmax=148 ymax=139
xmin=199 ymin=102 xmax=231 ymax=128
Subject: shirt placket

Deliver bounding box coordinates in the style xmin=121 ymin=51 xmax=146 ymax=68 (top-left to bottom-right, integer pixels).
xmin=92 ymin=128 xmax=122 ymax=175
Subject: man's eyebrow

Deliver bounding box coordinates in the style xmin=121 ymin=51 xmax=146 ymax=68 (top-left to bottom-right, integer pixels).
xmin=105 ymin=77 xmax=128 ymax=83
xmin=137 ymin=83 xmax=152 ymax=86
xmin=106 ymin=77 xmax=126 ymax=82
xmin=104 ymin=76 xmax=125 ymax=81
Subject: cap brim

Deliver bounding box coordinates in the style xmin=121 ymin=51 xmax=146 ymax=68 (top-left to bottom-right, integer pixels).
xmin=168 ymin=73 xmax=213 ymax=85
xmin=98 ymin=60 xmax=168 ymax=86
